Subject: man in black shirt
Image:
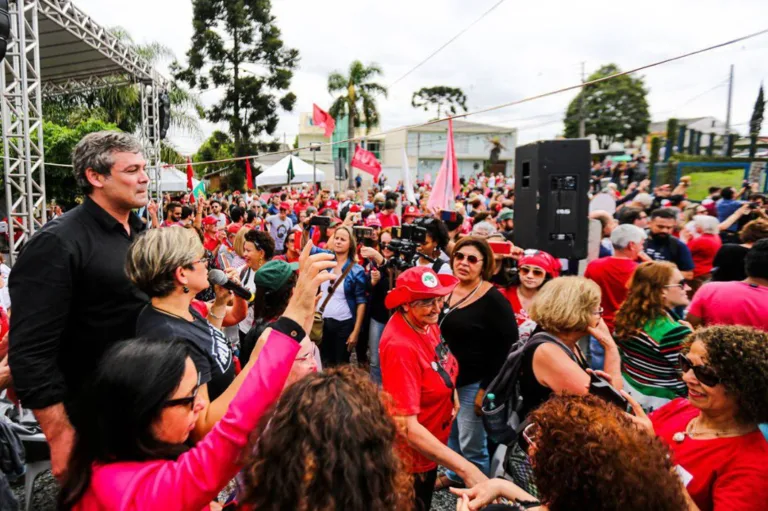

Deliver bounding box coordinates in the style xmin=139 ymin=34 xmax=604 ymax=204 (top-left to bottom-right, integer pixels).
xmin=8 ymin=131 xmax=150 ymax=478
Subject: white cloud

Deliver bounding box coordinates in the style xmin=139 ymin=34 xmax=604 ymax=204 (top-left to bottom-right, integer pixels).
xmin=73 ymin=0 xmax=768 ymax=153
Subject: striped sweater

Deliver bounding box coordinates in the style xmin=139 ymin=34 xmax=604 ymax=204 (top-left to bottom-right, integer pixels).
xmin=618 ymin=312 xmax=691 ymax=401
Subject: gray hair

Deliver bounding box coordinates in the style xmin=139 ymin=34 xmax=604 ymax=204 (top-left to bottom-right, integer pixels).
xmin=633 ymin=193 xmax=653 ymax=208
xmin=126 ymin=226 xmax=203 ymax=298
xmin=472 ymin=221 xmax=497 ymax=237
xmin=72 ymin=131 xmax=143 ymax=194
xmin=610 ymin=224 xmax=647 ymax=249
xmin=693 ymin=214 xmax=720 ymax=235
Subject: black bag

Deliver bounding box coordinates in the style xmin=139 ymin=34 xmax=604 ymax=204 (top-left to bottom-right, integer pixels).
xmin=481 ymin=332 xmax=578 ymax=445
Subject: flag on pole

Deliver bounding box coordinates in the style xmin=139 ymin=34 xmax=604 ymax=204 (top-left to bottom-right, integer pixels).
xmin=427 ymin=118 xmax=459 ymax=211
xmin=186 ymin=157 xmax=195 ymax=204
xmin=245 ymin=158 xmax=254 ymax=190
xmin=312 ymin=104 xmax=336 ymax=138
xmin=402 ymin=147 xmax=417 ymax=204
xmin=192 ymin=181 xmax=206 ymax=202
xmin=287 ymin=156 xmax=295 ymax=183
xmin=351 ymin=145 xmax=382 ymax=181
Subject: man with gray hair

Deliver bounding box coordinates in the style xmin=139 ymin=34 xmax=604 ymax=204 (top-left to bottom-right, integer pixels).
xmin=8 ymin=131 xmax=151 ymax=479
xmin=584 ymin=224 xmax=647 ymax=369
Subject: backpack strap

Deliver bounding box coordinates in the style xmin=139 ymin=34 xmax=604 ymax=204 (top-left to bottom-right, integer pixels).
xmin=524 ymin=331 xmax=580 ymax=365
xmin=318 ymin=261 xmax=355 ymax=315
xmin=431 ymin=257 xmax=445 ymax=273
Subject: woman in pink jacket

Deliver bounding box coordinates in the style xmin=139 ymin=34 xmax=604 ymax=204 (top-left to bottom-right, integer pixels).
xmin=58 ymin=245 xmax=336 ymax=511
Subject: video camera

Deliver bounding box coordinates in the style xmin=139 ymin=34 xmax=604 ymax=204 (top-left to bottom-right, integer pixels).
xmin=383 ymin=224 xmax=428 ymax=271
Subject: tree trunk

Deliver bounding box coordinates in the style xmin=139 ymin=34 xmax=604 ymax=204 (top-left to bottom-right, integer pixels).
xmin=347 ymin=108 xmax=355 ymax=189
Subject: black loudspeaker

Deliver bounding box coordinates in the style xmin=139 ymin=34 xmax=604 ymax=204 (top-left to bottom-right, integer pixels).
xmin=0 ymin=0 xmax=11 ymax=61
xmin=513 ymin=139 xmax=590 ymax=259
xmin=158 ymin=90 xmax=171 ymax=140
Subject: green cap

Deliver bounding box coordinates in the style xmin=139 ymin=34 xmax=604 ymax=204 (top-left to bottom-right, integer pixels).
xmin=497 ymin=209 xmax=514 ymax=222
xmin=253 ymin=260 xmax=299 ymax=291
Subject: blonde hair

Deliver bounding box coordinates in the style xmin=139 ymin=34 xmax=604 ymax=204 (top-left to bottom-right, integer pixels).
xmin=233 ymin=226 xmax=249 ymax=257
xmin=528 ymin=276 xmax=601 ymax=334
xmin=126 ymin=226 xmax=203 ymax=298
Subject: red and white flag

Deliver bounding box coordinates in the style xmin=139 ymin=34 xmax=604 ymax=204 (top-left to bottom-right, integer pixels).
xmin=312 ymin=104 xmax=336 ymax=138
xmin=186 ymin=157 xmax=195 ymax=204
xmin=427 ymin=118 xmax=459 ymax=211
xmin=351 ymin=145 xmax=382 ymax=181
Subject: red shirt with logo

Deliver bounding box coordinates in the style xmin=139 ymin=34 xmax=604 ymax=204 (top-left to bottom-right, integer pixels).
xmin=584 ymin=256 xmax=637 ymax=333
xmin=650 ymin=398 xmax=768 ymax=511
xmin=380 ymin=312 xmax=458 ymax=473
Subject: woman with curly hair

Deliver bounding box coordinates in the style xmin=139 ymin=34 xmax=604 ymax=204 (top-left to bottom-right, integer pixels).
xmin=237 ymin=366 xmax=413 ymax=511
xmin=627 ymin=325 xmax=768 ymax=511
xmin=614 ymin=261 xmax=693 ymax=412
xmin=452 ymin=394 xmax=688 ymax=511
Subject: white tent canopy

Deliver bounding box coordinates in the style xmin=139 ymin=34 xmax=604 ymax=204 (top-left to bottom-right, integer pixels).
xmin=256 ymin=155 xmax=324 ymax=187
xmin=160 ymin=168 xmax=202 ymax=192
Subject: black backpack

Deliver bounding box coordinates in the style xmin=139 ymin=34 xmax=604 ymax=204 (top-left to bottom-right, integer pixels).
xmin=481 ymin=332 xmax=578 ymax=445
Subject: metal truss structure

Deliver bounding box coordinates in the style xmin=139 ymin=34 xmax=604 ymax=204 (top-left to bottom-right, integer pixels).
xmin=1 ymin=0 xmax=166 ymax=262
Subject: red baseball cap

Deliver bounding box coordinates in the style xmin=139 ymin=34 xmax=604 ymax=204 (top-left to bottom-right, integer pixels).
xmin=299 ymin=192 xmax=308 ymax=199
xmin=349 ymin=204 xmax=362 ymax=213
xmin=202 ymin=215 xmax=218 ymax=226
xmin=279 ymin=202 xmax=291 ymax=211
xmin=384 ymin=266 xmax=458 ymax=310
xmin=519 ymin=250 xmax=561 ymax=278
xmin=403 ymin=205 xmax=422 ymax=218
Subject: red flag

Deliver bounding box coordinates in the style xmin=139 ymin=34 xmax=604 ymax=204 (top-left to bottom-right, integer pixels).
xmin=313 ymin=104 xmax=336 ymax=138
xmin=245 ymin=158 xmax=254 ymax=190
xmin=186 ymin=158 xmax=195 ymax=204
xmin=351 ymin=145 xmax=382 ymax=181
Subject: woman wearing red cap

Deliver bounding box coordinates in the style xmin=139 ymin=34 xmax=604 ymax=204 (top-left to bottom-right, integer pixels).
xmin=380 ymin=266 xmax=488 ymax=511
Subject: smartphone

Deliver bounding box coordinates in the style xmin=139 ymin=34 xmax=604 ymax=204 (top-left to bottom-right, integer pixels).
xmin=440 ymin=210 xmax=458 ymax=222
xmin=353 ymin=226 xmax=373 ymax=240
xmin=749 ymin=202 xmax=760 ymax=210
xmin=488 ymin=241 xmax=512 ymax=255
xmin=589 ymin=373 xmax=629 ymax=410
xmin=309 ymin=216 xmax=331 ymax=227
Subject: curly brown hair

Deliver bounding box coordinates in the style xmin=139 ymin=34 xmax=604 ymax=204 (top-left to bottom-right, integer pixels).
xmin=740 ymin=219 xmax=768 ymax=243
xmin=238 ymin=366 xmax=413 ymax=511
xmin=614 ymin=261 xmax=677 ymax=339
xmin=530 ymin=394 xmax=688 ymax=511
xmin=687 ymin=326 xmax=768 ymax=424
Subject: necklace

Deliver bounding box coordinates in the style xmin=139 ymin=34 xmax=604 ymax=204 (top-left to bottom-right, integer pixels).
xmin=152 ymin=305 xmax=194 ymax=322
xmin=673 ymin=416 xmax=756 ymax=443
xmin=443 ymin=281 xmax=483 ymax=316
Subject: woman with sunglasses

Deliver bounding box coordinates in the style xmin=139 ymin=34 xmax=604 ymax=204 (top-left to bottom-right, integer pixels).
xmin=379 ymin=266 xmax=488 ymax=511
xmin=500 ymin=250 xmax=561 ymax=343
xmin=436 ymin=236 xmax=519 ymax=491
xmin=59 ymin=246 xmax=337 ymax=510
xmin=614 ymin=261 xmax=693 ymax=413
xmin=128 ymin=227 xmax=255 ymax=442
xmin=626 ymin=325 xmax=768 ymax=511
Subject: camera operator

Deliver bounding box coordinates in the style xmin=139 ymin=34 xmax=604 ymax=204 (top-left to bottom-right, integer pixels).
xmin=361 ymin=229 xmax=395 ymax=385
xmin=414 ymin=217 xmax=453 ymax=275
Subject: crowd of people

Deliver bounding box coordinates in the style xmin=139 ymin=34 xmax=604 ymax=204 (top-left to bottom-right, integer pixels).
xmin=0 ymin=130 xmax=767 ymax=510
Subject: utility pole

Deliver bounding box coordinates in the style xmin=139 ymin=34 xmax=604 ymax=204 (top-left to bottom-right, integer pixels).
xmin=578 ymin=62 xmax=586 ymax=138
xmin=724 ymin=65 xmax=734 ymax=149
xmin=309 ymin=142 xmax=321 ymax=192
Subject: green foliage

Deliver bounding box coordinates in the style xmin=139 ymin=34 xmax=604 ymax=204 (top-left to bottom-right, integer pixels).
xmin=665 ymin=118 xmax=678 ymax=140
xmin=175 ymin=0 xmax=299 ymax=191
xmin=42 ymin=118 xmax=121 ymax=208
xmin=328 ymin=60 xmax=387 ymax=186
xmin=564 ymin=64 xmax=650 ymax=149
xmin=686 ymin=169 xmax=745 ymax=201
xmin=649 ymin=136 xmax=662 ymax=181
xmin=749 ymin=85 xmax=765 ymax=159
xmin=411 ymin=86 xmax=468 ymax=119
xmin=193 ymin=131 xmax=235 ymax=178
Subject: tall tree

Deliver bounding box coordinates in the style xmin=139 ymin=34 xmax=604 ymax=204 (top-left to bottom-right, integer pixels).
xmin=328 ymin=61 xmax=387 ymax=187
xmin=411 ymin=86 xmax=468 ymax=119
xmin=175 ymin=0 xmax=298 ymax=190
xmin=749 ymin=84 xmax=765 ymax=159
xmin=564 ymin=64 xmax=650 ymax=149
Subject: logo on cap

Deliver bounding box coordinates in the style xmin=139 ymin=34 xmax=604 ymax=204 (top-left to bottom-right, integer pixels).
xmin=422 ymin=272 xmax=438 ymax=288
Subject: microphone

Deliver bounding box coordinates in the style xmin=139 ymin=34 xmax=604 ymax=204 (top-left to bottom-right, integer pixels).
xmin=207 ymin=269 xmax=255 ymax=302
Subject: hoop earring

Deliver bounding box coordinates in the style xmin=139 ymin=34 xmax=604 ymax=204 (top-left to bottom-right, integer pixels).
xmin=182 ymin=286 xmax=190 ymax=294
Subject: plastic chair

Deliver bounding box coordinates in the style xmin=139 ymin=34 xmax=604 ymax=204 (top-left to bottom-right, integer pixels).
xmin=22 ymin=452 xmax=50 ymax=511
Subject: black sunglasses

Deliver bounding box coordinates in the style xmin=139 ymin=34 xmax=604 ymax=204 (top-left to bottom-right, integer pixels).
xmin=432 ymin=338 xmax=454 ymax=390
xmin=164 ymin=373 xmax=201 ymax=409
xmin=454 ymin=252 xmax=483 ymax=264
xmin=679 ymin=353 xmax=720 ymax=387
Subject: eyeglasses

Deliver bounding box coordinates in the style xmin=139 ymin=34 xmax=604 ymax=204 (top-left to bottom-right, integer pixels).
xmin=454 ymin=252 xmax=483 ymax=264
xmin=591 ymin=307 xmax=604 ymax=317
xmin=664 ymin=280 xmax=687 ymax=289
xmin=295 ymin=352 xmax=315 ymax=366
xmin=412 ymin=296 xmax=445 ymax=309
xmin=519 ymin=266 xmax=545 ymax=278
xmin=679 ymin=353 xmax=721 ymax=387
xmin=164 ymin=373 xmax=201 ymax=409
xmin=189 ymin=257 xmax=209 ymax=269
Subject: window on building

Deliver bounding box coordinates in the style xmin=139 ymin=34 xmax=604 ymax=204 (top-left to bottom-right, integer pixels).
xmin=366 ymin=141 xmax=381 ymax=159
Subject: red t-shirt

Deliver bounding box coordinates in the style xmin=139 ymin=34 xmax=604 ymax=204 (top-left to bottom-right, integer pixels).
xmin=650 ymin=398 xmax=768 ymax=511
xmin=294 ymin=201 xmax=310 ymax=215
xmin=378 ymin=211 xmax=400 ymax=229
xmin=687 ymin=234 xmax=722 ymax=278
xmin=584 ymin=256 xmax=637 ymax=333
xmin=380 ymin=312 xmax=458 ymax=473
xmin=203 ymin=233 xmax=219 ymax=252
xmin=688 ymin=281 xmax=768 ymax=331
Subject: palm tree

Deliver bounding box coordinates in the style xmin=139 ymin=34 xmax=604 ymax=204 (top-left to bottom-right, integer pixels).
xmin=328 ymin=61 xmax=387 ymax=186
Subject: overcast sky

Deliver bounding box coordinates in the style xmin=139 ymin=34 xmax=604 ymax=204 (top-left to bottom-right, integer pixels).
xmin=76 ymin=0 xmax=768 ymax=155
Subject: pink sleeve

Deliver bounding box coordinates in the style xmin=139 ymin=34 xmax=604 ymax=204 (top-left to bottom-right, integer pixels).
xmin=129 ymin=330 xmax=299 ymax=510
